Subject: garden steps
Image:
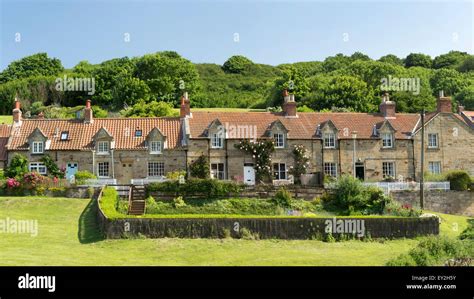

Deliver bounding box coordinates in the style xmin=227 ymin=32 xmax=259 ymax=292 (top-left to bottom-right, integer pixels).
xmin=128 ymin=185 xmax=146 ymax=215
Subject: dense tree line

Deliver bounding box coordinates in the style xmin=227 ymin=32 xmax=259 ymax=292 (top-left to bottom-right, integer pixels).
xmin=0 ymin=50 xmax=473 ymax=117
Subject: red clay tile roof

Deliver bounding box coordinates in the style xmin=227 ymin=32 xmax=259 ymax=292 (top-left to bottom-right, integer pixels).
xmin=189 ymin=111 xmax=420 ymax=140
xmin=8 ymin=118 xmax=182 ymax=151
xmin=463 ymin=111 xmax=474 ymax=122
xmin=0 ymin=124 xmax=11 ymax=161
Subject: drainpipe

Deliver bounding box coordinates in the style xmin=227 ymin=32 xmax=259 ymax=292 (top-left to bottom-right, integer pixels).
xmin=111 ymin=149 xmax=115 ymax=180
xmin=92 ymin=150 xmax=95 ymax=176
xmin=225 ymin=139 xmax=229 ymax=180
xmin=320 ymin=139 xmax=324 ymax=185
xmin=184 ymin=149 xmax=189 ymax=179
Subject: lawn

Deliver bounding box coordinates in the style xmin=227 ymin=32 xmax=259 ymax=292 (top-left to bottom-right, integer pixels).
xmin=0 ymin=197 xmax=469 ymax=266
xmin=0 ymin=115 xmax=12 ymax=124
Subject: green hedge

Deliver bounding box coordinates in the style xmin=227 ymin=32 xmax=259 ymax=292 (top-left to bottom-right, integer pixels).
xmin=445 ymin=170 xmax=472 ymax=191
xmin=99 ymin=187 xmax=122 ymax=218
xmin=146 ymin=178 xmax=244 ymax=198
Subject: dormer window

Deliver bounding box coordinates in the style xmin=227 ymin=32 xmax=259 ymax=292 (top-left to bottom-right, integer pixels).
xmin=382 ymin=133 xmax=393 ymax=148
xmin=97 ymin=141 xmax=110 ymax=154
xmin=323 ymin=133 xmax=336 ymax=148
xmin=211 ymin=132 xmax=224 ymax=149
xmin=274 ymin=133 xmax=285 ymax=148
xmin=150 ymin=141 xmax=162 ymax=154
xmin=32 ymin=141 xmax=44 ymax=154
xmin=60 ymin=131 xmax=69 ymax=141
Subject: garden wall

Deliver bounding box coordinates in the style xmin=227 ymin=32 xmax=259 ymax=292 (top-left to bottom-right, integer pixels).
xmin=391 ymin=190 xmax=474 ymax=217
xmin=97 ymin=208 xmax=439 ymax=240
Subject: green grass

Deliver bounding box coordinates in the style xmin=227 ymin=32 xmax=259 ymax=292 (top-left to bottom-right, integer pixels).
xmin=0 ymin=115 xmax=12 ymax=124
xmin=0 ymin=196 xmax=469 ymax=266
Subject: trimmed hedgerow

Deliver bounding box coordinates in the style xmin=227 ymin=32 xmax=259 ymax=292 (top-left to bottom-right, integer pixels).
xmin=99 ymin=187 xmax=123 ymax=218
xmin=146 ymin=178 xmax=244 ymax=198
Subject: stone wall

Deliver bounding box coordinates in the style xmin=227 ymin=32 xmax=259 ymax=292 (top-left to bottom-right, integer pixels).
xmin=391 ymin=190 xmax=474 ymax=217
xmin=97 ymin=212 xmax=439 ymax=240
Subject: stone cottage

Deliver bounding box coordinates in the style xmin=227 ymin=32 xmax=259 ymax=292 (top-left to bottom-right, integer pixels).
xmin=1 ymin=91 xmax=473 ymax=185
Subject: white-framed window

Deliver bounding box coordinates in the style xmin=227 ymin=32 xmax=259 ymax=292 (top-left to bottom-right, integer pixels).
xmin=273 ymin=133 xmax=285 ymax=148
xmin=150 ymin=141 xmax=162 ymax=154
xmin=211 ymin=163 xmax=225 ymax=180
xmin=323 ymin=133 xmax=336 ymax=148
xmin=324 ymin=162 xmax=337 ymax=178
xmin=211 ymin=132 xmax=224 ymax=149
xmin=428 ymin=161 xmax=441 ymax=174
xmin=32 ymin=141 xmax=44 ymax=154
xmin=97 ymin=162 xmax=110 ymax=177
xmin=428 ymin=133 xmax=438 ymax=148
xmin=97 ymin=141 xmax=110 ymax=154
xmin=273 ymin=163 xmax=287 ymax=180
xmin=148 ymin=162 xmax=164 ymax=177
xmin=29 ymin=162 xmax=47 ymax=175
xmin=382 ymin=133 xmax=393 ymax=148
xmin=382 ymin=162 xmax=395 ymax=178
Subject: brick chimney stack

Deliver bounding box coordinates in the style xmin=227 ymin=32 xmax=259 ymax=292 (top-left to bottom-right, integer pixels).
xmin=84 ymin=99 xmax=93 ymax=124
xmin=379 ymin=93 xmax=396 ymax=119
xmin=437 ymin=90 xmax=452 ymax=113
xmin=12 ymin=98 xmax=22 ymax=126
xmin=180 ymin=92 xmax=191 ymax=118
xmin=282 ymin=90 xmax=297 ymax=118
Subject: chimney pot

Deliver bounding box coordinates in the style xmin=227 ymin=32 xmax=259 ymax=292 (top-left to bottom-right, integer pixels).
xmin=12 ymin=98 xmax=22 ymax=125
xmin=282 ymin=93 xmax=297 ymax=118
xmin=436 ymin=94 xmax=452 ymax=113
xmin=180 ymin=92 xmax=191 ymax=118
xmin=84 ymin=99 xmax=93 ymax=124
xmin=379 ymin=93 xmax=396 ymax=118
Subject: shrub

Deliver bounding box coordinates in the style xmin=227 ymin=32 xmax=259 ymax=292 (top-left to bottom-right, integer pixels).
xmin=74 ymin=171 xmax=97 ymax=185
xmin=445 ymin=170 xmax=472 ymax=191
xmin=165 ymin=170 xmax=186 ymax=180
xmin=272 ymin=187 xmax=293 ymax=208
xmin=40 ymin=155 xmax=65 ymax=178
xmin=324 ymin=175 xmax=391 ymax=215
xmin=459 ymin=219 xmax=474 ymax=240
xmin=383 ymin=201 xmax=422 ymax=217
xmin=22 ymin=172 xmax=46 ymax=190
xmin=5 ymin=178 xmax=20 ymax=190
xmin=289 ymin=144 xmax=310 ymax=184
xmin=240 ymin=227 xmax=259 ymax=240
xmin=189 ymin=155 xmax=210 ymax=179
xmin=5 ymin=154 xmax=28 ymax=178
xmin=173 ymin=196 xmax=186 ymax=208
xmin=387 ymin=236 xmax=473 ymax=266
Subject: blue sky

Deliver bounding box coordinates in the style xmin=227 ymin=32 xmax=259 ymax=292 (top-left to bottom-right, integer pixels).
xmin=0 ymin=0 xmax=472 ymax=70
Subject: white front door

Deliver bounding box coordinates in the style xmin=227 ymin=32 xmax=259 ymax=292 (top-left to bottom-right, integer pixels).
xmin=243 ymin=165 xmax=255 ymax=185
